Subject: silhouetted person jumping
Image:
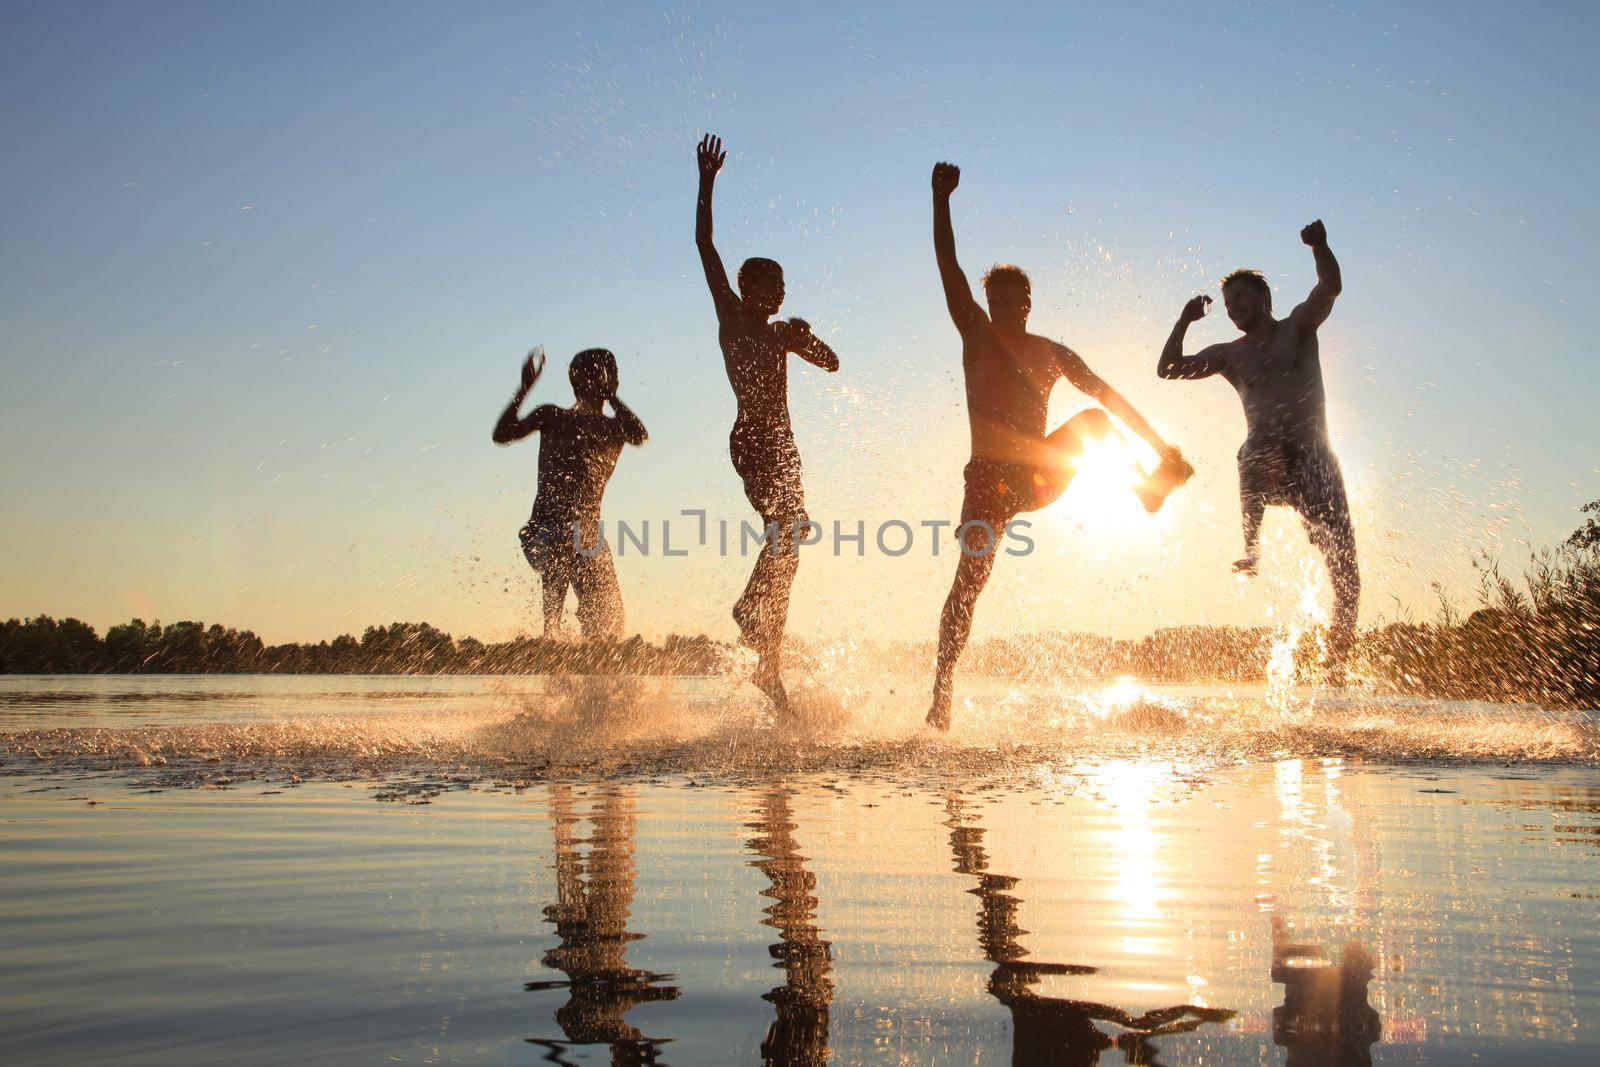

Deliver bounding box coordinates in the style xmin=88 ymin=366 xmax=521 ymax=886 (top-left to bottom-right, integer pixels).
xmin=493 ymin=348 xmax=647 ymax=639
xmin=927 ymin=162 xmax=1192 ymax=731
xmin=1157 ymin=220 xmax=1360 ymax=682
xmin=695 ymin=133 xmax=840 ymax=712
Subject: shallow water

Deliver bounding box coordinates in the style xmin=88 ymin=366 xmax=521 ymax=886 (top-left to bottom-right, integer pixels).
xmin=3 ymin=673 xmax=1596 ymax=780
xmin=2 ymin=676 xmax=1598 ymax=1064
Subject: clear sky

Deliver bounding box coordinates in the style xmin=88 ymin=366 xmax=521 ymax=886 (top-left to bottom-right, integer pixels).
xmin=2 ymin=0 xmax=1596 ymax=644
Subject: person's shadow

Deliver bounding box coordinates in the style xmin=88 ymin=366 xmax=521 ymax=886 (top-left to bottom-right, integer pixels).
xmin=945 ymin=795 xmax=1234 ymax=1065
xmin=745 ymin=785 xmax=834 ymax=1067
xmin=525 ymin=785 xmax=680 ymax=1064
xmin=1270 ymin=917 xmax=1382 ymax=1067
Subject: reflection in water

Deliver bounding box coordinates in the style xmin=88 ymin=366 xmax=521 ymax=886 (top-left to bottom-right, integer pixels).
xmin=1271 ymin=918 xmax=1382 ymax=1067
xmin=945 ymin=796 xmax=1234 ymax=1065
xmin=527 ymin=785 xmax=680 ymax=1063
xmin=1264 ymin=759 xmax=1385 ymax=1063
xmin=745 ymin=787 xmax=834 ymax=1066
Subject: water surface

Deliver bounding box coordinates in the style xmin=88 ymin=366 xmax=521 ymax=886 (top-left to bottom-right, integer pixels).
xmin=2 ymin=675 xmax=1598 ymax=1064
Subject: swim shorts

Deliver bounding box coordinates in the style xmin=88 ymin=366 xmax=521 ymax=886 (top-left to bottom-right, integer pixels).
xmin=730 ymin=422 xmax=808 ymax=523
xmin=518 ymin=512 xmax=571 ymax=573
xmin=1238 ymin=438 xmax=1352 ymax=532
xmin=960 ymin=458 xmax=1048 ymax=526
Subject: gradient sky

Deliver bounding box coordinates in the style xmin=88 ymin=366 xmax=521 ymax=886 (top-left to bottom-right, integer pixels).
xmin=2 ymin=0 xmax=1596 ymax=644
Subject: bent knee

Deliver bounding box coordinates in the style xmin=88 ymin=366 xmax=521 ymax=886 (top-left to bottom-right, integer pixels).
xmin=1073 ymin=407 xmax=1113 ymax=438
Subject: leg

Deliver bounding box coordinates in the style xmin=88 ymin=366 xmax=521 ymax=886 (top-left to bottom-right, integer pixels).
xmin=1297 ymin=457 xmax=1359 ymax=684
xmin=1036 ymin=408 xmax=1115 ymax=509
xmin=736 ymin=519 xmax=800 ymax=711
xmin=729 ymin=434 xmax=807 ymax=712
xmin=1236 ymin=484 xmax=1265 ymax=575
xmin=1303 ymin=513 xmax=1359 ymax=685
xmin=540 ymin=564 xmax=570 ymax=638
xmin=1041 ymin=408 xmax=1190 ymax=513
xmin=1235 ymin=443 xmax=1281 ymax=575
xmin=523 ymin=516 xmax=570 ymax=638
xmin=928 ymin=516 xmax=1002 ymax=730
xmin=1046 ymin=406 xmax=1115 ymax=457
xmin=573 ymin=537 xmax=624 ymax=640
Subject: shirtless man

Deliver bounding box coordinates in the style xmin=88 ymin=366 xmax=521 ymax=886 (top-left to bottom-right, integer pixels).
xmin=695 ymin=133 xmax=840 ymax=711
xmin=1156 ymin=220 xmax=1359 ymax=681
xmin=493 ymin=347 xmax=648 ymax=639
xmin=927 ymin=161 xmax=1192 ymax=730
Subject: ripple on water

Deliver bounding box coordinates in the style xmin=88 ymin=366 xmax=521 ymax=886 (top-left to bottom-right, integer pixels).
xmin=2 ymin=675 xmax=1595 ymax=792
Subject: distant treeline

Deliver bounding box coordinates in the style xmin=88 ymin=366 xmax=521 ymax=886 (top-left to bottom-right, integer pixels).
xmin=0 ymin=618 xmax=730 ymax=676
xmin=0 ymin=614 xmax=1307 ymax=683
xmin=4 ymin=501 xmax=1596 ymax=705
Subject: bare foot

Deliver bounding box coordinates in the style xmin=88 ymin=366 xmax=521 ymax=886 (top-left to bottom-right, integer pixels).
xmin=753 ymin=657 xmax=790 ymax=714
xmin=925 ymin=676 xmax=952 ymax=732
xmin=1232 ymin=555 xmax=1259 ymax=576
xmin=1135 ymin=454 xmax=1195 ymax=513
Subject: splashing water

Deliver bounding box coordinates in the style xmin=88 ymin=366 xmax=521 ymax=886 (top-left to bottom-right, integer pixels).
xmin=1264 ymin=567 xmax=1331 ymax=716
xmin=3 ymin=659 xmax=1595 ymax=798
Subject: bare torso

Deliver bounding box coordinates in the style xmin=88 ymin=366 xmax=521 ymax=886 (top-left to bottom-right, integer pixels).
xmin=1216 ymin=319 xmax=1330 ymax=448
xmin=962 ymin=324 xmax=1064 ymax=465
xmin=532 ymin=407 xmax=625 ymax=519
xmin=720 ymin=313 xmax=793 ymax=434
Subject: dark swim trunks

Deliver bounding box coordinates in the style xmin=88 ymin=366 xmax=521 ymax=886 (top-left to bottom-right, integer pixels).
xmin=1238 ymin=438 xmax=1352 ymax=532
xmin=730 ymin=422 xmax=807 ymax=523
xmin=960 ymin=458 xmax=1053 ymax=525
xmin=518 ymin=511 xmax=569 ymax=573
xmin=519 ymin=508 xmax=607 ymax=573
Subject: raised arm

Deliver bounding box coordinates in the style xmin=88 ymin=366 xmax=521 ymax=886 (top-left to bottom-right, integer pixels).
xmin=1057 ymin=344 xmax=1177 ymax=457
xmin=695 ymin=134 xmax=739 ymax=321
xmin=932 ymin=162 xmax=984 ymax=331
xmin=1288 ymin=219 xmax=1341 ymax=333
xmin=492 ymin=350 xmax=553 ymax=444
xmin=606 ymin=394 xmax=649 ymax=447
xmin=782 ymin=318 xmax=839 ymax=373
xmin=1156 ymin=296 xmax=1229 ymax=380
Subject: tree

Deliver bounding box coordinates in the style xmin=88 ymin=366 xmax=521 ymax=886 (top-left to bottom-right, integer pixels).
xmin=1567 ymin=499 xmax=1600 ymax=551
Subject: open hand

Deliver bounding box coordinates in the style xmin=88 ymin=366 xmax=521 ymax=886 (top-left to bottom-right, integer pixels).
xmin=1300 ymin=219 xmax=1327 ymax=247
xmin=1180 ymin=295 xmax=1212 ymax=323
xmin=697 ymin=134 xmax=726 ymax=179
xmin=520 ymin=348 xmax=545 ymax=391
xmin=932 ymin=161 xmax=960 ymax=198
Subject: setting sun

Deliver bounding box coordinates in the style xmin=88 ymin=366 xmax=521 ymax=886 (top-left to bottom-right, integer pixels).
xmin=1052 ymin=436 xmax=1170 ymax=533
xmin=3 ymin=3 xmax=1598 ymax=1063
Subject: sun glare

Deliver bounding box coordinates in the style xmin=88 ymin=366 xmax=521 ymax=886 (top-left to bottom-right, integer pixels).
xmin=1053 ymin=436 xmax=1169 ymax=536
xmin=1085 ymin=675 xmax=1151 ymax=719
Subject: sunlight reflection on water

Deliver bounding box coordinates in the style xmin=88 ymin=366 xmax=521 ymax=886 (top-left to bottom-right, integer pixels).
xmin=2 ymin=759 xmax=1596 ymax=1064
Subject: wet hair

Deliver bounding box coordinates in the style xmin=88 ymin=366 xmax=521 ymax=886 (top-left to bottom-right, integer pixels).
xmin=1222 ymin=269 xmax=1272 ymax=313
xmin=569 ymin=348 xmax=618 ymax=400
xmin=981 ymin=263 xmax=1031 ymax=296
xmin=737 ymin=257 xmax=783 ymax=295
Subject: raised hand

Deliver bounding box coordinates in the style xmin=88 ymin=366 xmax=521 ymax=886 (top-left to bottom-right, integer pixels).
xmin=1300 ymin=219 xmax=1327 ymax=248
xmin=785 ymin=317 xmax=813 ymax=345
xmin=1180 ymin=295 xmax=1213 ymax=323
xmin=520 ymin=347 xmax=546 ymax=391
xmin=932 ymin=161 xmax=960 ymax=198
xmin=697 ymin=134 xmax=726 ymax=180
